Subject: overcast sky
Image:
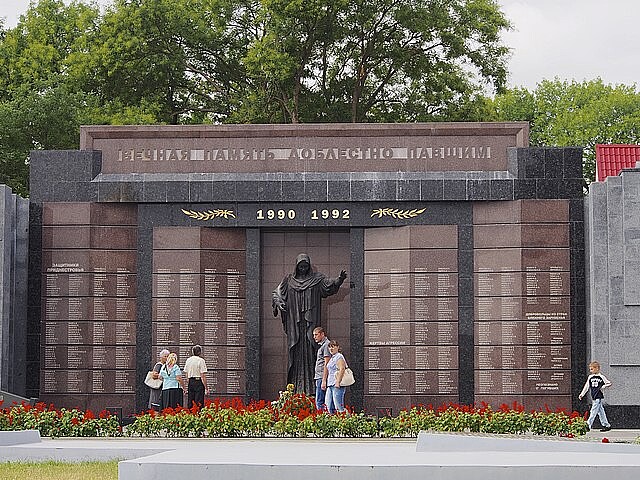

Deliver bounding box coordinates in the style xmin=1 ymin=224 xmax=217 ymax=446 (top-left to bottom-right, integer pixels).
xmin=1 ymin=0 xmax=639 ymax=90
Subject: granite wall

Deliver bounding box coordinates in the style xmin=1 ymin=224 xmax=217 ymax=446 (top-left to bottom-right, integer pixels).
xmin=586 ymin=164 xmax=640 ymax=426
xmin=26 ymin=125 xmax=588 ymax=416
xmin=0 ymin=184 xmax=29 ymax=396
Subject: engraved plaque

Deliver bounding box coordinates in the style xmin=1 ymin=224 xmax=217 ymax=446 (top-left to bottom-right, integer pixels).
xmin=412 ymin=297 xmax=458 ymax=321
xmin=153 ymin=250 xmax=201 ymax=273
xmin=152 ymin=227 xmax=248 ymax=400
xmin=474 ymin=322 xmax=523 ymax=345
xmin=523 ymin=370 xmax=570 ymax=394
xmin=207 ymin=370 xmax=246 ymax=395
xmin=525 ymin=321 xmax=570 ymax=345
xmin=414 ymin=370 xmax=458 ymax=394
xmin=475 ymin=296 xmax=522 ymax=321
xmin=522 ymin=297 xmax=570 ymax=321
xmin=364 ymin=371 xmax=413 ymax=394
xmin=415 ymin=346 xmax=459 ymax=369
xmin=475 ymin=272 xmax=521 ymax=296
xmin=365 ymin=323 xmax=411 ymax=346
xmin=475 ymin=370 xmax=523 ymax=395
xmin=475 ymin=346 xmax=524 ymax=369
xmin=521 ymin=249 xmax=569 ymax=271
xmin=364 ymin=273 xmax=410 ymax=297
xmin=365 ymin=297 xmax=411 ymax=322
xmin=43 ymin=250 xmax=136 ymax=273
xmin=413 ymin=322 xmax=457 ymax=345
xmin=41 ymin=203 xmax=138 ymax=410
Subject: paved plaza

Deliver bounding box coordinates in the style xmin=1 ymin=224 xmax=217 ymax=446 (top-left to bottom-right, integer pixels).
xmin=2 ymin=429 xmax=640 ymax=480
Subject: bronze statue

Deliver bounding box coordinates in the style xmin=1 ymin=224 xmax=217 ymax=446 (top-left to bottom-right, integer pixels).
xmin=272 ymin=253 xmax=347 ymax=395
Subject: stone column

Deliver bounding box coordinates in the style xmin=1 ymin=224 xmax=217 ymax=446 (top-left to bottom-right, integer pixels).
xmin=0 ymin=185 xmax=29 ymax=395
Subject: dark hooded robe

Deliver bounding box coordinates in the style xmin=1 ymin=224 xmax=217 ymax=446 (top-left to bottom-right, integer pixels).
xmin=272 ymin=253 xmax=346 ymax=395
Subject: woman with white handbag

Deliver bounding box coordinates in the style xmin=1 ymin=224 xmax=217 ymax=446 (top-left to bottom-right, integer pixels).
xmin=325 ymin=341 xmax=354 ymax=413
xmin=146 ymin=349 xmax=169 ymax=411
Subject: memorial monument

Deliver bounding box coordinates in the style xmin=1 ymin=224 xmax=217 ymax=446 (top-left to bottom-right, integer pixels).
xmin=24 ymin=122 xmax=587 ymax=416
xmin=272 ymin=253 xmax=347 ymax=395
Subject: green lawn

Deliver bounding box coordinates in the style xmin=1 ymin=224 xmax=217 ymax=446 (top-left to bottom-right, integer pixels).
xmin=0 ymin=461 xmax=118 ymax=480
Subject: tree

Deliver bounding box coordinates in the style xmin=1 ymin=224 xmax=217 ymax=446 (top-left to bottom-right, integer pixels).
xmin=242 ymin=0 xmax=511 ymax=123
xmin=0 ymin=0 xmax=102 ymax=195
xmin=84 ymin=0 xmax=255 ymax=124
xmin=493 ymin=79 xmax=640 ymax=182
xmin=81 ymin=0 xmax=512 ymax=124
xmin=0 ymin=0 xmax=100 ymax=101
xmin=0 ymin=0 xmax=162 ymax=195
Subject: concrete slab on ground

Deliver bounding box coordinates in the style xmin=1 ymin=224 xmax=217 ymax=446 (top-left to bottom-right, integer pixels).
xmin=118 ymin=436 xmax=640 ymax=480
xmin=2 ymin=431 xmax=640 ymax=480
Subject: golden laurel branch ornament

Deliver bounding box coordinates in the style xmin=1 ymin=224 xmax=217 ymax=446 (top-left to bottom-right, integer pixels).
xmin=181 ymin=208 xmax=236 ymax=220
xmin=370 ymin=207 xmax=426 ymax=219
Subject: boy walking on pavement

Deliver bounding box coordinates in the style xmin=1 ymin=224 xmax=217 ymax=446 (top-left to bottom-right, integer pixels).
xmin=579 ymin=361 xmax=612 ymax=432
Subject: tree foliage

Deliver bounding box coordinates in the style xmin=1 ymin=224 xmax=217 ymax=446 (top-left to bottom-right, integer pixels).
xmin=242 ymin=0 xmax=510 ymax=123
xmin=0 ymin=0 xmax=102 ymax=196
xmin=493 ymin=78 xmax=640 ymax=182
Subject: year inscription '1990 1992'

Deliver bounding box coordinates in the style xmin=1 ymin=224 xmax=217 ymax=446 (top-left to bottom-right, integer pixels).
xmin=256 ymin=208 xmax=350 ymax=220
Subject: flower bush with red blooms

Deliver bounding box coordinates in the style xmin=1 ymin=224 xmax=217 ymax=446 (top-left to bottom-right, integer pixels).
xmin=0 ymin=400 xmax=121 ymax=438
xmin=377 ymin=402 xmax=589 ymax=438
xmin=1 ymin=397 xmax=588 ymax=438
xmin=126 ymin=397 xmax=588 ymax=438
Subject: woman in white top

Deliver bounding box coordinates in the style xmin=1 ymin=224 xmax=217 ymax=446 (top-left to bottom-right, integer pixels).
xmin=325 ymin=340 xmax=347 ymax=413
xmin=160 ymin=352 xmax=185 ymax=409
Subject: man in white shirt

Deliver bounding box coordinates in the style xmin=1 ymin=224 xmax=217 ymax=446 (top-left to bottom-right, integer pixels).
xmin=183 ymin=344 xmax=209 ymax=409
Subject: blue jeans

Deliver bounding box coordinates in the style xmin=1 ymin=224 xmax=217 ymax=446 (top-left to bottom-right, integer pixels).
xmin=315 ymin=378 xmax=327 ymax=411
xmin=325 ymin=385 xmax=345 ymax=414
xmin=588 ymin=398 xmax=610 ymax=428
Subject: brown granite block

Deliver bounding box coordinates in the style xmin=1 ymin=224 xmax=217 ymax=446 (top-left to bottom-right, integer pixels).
xmin=43 ymin=202 xmax=91 ymax=225
xmin=365 ymin=227 xmax=411 ymax=250
xmin=520 ymin=200 xmax=568 ymax=223
xmin=200 ymin=228 xmax=246 ymax=250
xmin=474 ymin=225 xmax=522 ymax=248
xmin=90 ymin=204 xmax=137 ymax=225
xmin=474 ymin=248 xmax=522 ymax=272
xmin=154 ymin=227 xmax=201 ymax=249
xmin=473 ymin=201 xmax=521 ymax=225
xmin=521 ymin=224 xmax=569 ymax=247
xmin=409 ymin=225 xmax=458 ymax=248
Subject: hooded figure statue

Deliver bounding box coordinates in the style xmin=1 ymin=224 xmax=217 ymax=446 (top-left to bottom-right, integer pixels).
xmin=272 ymin=253 xmax=347 ymax=395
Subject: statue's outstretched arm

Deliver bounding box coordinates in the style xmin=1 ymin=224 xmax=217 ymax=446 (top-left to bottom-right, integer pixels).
xmin=272 ymin=281 xmax=287 ymax=316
